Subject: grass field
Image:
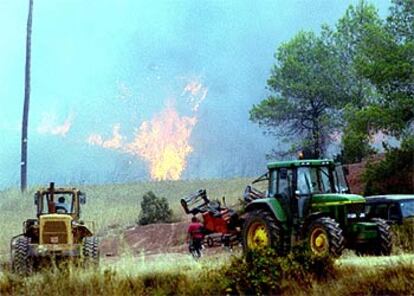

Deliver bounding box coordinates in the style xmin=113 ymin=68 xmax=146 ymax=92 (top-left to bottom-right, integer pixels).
xmin=1 ymin=251 xmax=414 ymax=295
xmin=0 ymin=178 xmax=250 ymax=259
xmin=1 ymin=179 xmax=414 ymax=295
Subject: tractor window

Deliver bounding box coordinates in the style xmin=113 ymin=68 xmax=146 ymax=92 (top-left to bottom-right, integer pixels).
xmin=269 ymin=170 xmax=278 ymax=197
xmin=297 ymin=167 xmax=332 ymax=194
xmin=400 ymin=201 xmax=414 ymax=218
xmin=334 ymin=166 xmax=349 ymax=193
xmin=389 ymin=204 xmax=401 ymax=220
xmin=297 ymin=168 xmax=311 ymax=194
xmin=372 ymin=204 xmax=388 ymax=219
xmin=40 ymin=193 xmax=75 ymax=215
xmin=277 ymin=168 xmax=293 ymax=199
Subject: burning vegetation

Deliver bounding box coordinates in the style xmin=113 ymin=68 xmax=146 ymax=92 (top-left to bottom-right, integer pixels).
xmin=87 ymin=79 xmax=208 ymax=181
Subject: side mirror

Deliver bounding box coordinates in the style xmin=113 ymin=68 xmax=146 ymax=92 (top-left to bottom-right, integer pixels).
xmin=79 ymin=192 xmax=86 ymax=204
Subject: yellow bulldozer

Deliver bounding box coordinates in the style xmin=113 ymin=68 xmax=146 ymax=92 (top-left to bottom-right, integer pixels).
xmin=10 ymin=183 xmax=99 ymax=274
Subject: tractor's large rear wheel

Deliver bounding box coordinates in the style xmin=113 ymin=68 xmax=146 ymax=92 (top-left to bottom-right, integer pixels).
xmin=12 ymin=236 xmax=33 ymax=275
xmin=82 ymin=236 xmax=99 ymax=267
xmin=307 ymin=217 xmax=344 ymax=258
xmin=242 ymin=209 xmax=283 ymax=254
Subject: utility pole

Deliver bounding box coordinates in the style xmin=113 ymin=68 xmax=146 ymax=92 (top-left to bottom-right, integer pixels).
xmin=21 ymin=0 xmax=34 ymax=192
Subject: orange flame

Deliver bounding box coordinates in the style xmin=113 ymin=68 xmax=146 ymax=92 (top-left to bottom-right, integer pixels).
xmin=126 ymin=107 xmax=197 ymax=180
xmin=87 ymin=78 xmax=207 ymax=181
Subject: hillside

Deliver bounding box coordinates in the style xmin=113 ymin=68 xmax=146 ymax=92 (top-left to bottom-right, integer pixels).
xmin=0 ymin=177 xmax=250 ymax=259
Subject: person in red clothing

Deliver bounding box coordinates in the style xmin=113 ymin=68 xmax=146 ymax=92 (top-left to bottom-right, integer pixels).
xmin=187 ymin=216 xmax=204 ymax=258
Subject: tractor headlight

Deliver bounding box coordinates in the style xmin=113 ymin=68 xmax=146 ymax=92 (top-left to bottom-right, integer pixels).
xmin=360 ymin=213 xmax=366 ymax=218
xmin=347 ymin=213 xmax=357 ymax=219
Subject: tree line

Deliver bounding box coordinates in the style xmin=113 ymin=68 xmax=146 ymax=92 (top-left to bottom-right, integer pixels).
xmin=250 ymin=0 xmax=413 ymax=164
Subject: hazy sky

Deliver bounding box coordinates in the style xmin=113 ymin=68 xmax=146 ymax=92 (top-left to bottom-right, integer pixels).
xmin=0 ymin=0 xmax=391 ymax=188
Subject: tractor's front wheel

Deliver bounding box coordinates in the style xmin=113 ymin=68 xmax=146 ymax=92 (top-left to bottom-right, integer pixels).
xmin=370 ymin=218 xmax=393 ymax=256
xmin=355 ymin=219 xmax=393 ymax=256
xmin=307 ymin=217 xmax=344 ymax=258
xmin=242 ymin=209 xmax=283 ymax=254
xmin=12 ymin=236 xmax=33 ymax=275
xmin=82 ymin=236 xmax=100 ymax=267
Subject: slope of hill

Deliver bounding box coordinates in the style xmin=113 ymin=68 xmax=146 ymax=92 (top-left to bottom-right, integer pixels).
xmin=0 ymin=177 xmax=250 ymax=259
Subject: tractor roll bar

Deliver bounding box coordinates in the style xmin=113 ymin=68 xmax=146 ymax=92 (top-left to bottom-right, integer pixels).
xmin=180 ymin=189 xmax=209 ymax=215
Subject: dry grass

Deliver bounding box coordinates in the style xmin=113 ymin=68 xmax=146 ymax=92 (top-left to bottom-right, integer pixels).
xmin=0 ymin=178 xmax=249 ymax=260
xmin=1 ymin=252 xmax=414 ymax=295
xmin=1 ymin=180 xmax=414 ymax=295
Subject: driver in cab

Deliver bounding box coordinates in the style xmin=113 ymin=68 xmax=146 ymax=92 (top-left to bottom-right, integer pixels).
xmin=55 ymin=196 xmax=69 ymax=213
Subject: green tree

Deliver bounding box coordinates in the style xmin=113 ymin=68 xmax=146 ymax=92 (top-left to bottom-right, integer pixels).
xmin=138 ymin=191 xmax=173 ymax=225
xmin=250 ymin=31 xmax=347 ymax=158
xmin=346 ymin=0 xmax=414 ymax=192
xmin=327 ymin=0 xmax=381 ymax=108
xmin=349 ymin=0 xmax=413 ymax=143
xmin=325 ymin=1 xmax=382 ymax=162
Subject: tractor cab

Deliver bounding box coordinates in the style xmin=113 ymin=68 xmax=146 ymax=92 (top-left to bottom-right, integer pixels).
xmin=34 ymin=182 xmax=86 ymax=220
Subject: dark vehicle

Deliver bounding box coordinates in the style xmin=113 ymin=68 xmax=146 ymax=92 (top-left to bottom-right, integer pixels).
xmin=365 ymin=195 xmax=414 ymax=225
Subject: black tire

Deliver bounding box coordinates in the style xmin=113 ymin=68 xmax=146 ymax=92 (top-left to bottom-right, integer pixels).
xmin=307 ymin=217 xmax=345 ymax=258
xmin=372 ymin=218 xmax=393 ymax=256
xmin=12 ymin=236 xmax=32 ymax=275
xmin=82 ymin=236 xmax=99 ymax=266
xmin=242 ymin=209 xmax=283 ymax=254
xmin=355 ymin=219 xmax=393 ymax=256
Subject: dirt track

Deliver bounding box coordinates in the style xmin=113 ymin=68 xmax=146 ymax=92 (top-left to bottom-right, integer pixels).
xmin=99 ymin=222 xmax=414 ymax=267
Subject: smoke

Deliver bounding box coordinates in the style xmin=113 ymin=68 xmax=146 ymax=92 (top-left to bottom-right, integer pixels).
xmin=37 ymin=112 xmax=74 ymax=137
xmin=0 ymin=1 xmax=392 ymax=188
xmin=87 ymin=124 xmax=124 ymax=149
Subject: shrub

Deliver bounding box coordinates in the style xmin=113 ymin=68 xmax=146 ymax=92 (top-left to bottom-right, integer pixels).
xmin=138 ymin=191 xmax=173 ymax=225
xmin=222 ymin=247 xmax=336 ymax=295
xmin=363 ymin=140 xmax=414 ymax=195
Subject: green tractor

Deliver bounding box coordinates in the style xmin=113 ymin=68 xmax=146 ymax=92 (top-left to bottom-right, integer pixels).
xmin=242 ymin=159 xmax=392 ymax=257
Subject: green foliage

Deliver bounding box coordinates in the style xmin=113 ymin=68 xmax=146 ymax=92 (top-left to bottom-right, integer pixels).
xmin=363 ymin=137 xmax=414 ymax=195
xmin=392 ymin=221 xmax=414 ymax=253
xmin=251 ymin=1 xmax=383 ymax=158
xmin=223 ymin=247 xmax=335 ymax=295
xmin=327 ymin=0 xmax=381 ymax=107
xmin=2 ymin=245 xmax=414 ymax=295
xmin=138 ymin=191 xmax=173 ymax=225
xmin=386 ymin=0 xmax=414 ymax=44
xmin=339 ymin=0 xmax=413 ymax=166
xmin=347 ymin=0 xmax=413 ymax=138
xmin=341 ymin=129 xmax=374 ymax=164
xmin=341 ymin=107 xmax=374 ymax=163
xmin=250 ymin=31 xmax=346 ymax=157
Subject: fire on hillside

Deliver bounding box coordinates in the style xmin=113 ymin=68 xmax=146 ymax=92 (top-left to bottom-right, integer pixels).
xmin=87 ymin=79 xmax=208 ymax=181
